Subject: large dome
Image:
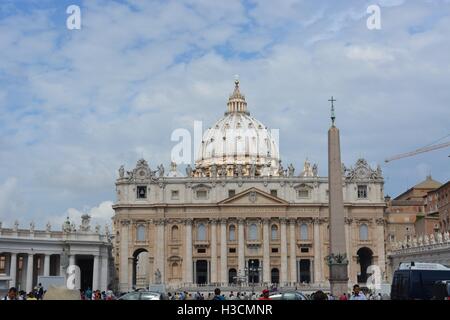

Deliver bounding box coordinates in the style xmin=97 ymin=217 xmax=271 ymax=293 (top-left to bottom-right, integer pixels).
xmin=195 ymin=80 xmax=280 ymax=177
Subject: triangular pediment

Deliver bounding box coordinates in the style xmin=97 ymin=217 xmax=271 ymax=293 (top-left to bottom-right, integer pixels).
xmin=218 ymin=187 xmax=289 ymax=206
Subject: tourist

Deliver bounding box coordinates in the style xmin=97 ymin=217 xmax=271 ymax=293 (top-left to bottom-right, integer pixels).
xmin=229 ymin=291 xmax=235 ymax=300
xmin=85 ymin=287 xmax=92 ymax=300
xmin=212 ymin=288 xmax=225 ymax=300
xmin=258 ymin=289 xmax=271 ymax=300
xmin=349 ymin=285 xmax=367 ymax=300
xmin=339 ymin=293 xmax=348 ymax=300
xmin=312 ymin=290 xmax=328 ymax=300
xmin=3 ymin=287 xmax=17 ymax=300
xmin=27 ymin=292 xmax=37 ymax=300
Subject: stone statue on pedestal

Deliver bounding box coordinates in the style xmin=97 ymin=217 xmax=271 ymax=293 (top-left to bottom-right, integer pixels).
xmin=13 ymin=220 xmax=19 ymax=232
xmin=288 ymin=163 xmax=295 ymax=177
xmin=29 ymin=221 xmax=35 ymax=232
xmin=46 ymin=222 xmax=51 ymax=232
xmin=211 ymin=164 xmax=217 ymax=179
xmin=185 ymin=164 xmax=193 ymax=177
xmin=158 ymin=164 xmax=165 ymax=178
xmin=80 ymin=214 xmax=91 ymax=232
xmin=312 ymin=164 xmax=318 ymax=177
xmin=119 ymin=165 xmax=125 ymax=178
xmin=250 ymin=163 xmax=256 ymax=177
xmin=154 ymin=269 xmax=162 ymax=284
xmin=444 ymin=231 xmax=449 ymax=242
xmin=437 ymin=232 xmax=443 ymax=244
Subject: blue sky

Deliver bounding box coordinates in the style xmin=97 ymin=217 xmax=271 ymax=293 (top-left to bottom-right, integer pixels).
xmin=0 ymin=0 xmax=449 ymax=229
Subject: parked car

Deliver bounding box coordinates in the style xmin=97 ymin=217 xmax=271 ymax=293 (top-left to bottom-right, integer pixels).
xmin=432 ymin=280 xmax=450 ymax=300
xmin=118 ymin=291 xmax=166 ymax=300
xmin=391 ymin=262 xmax=450 ymax=300
xmin=269 ymin=291 xmax=309 ymax=300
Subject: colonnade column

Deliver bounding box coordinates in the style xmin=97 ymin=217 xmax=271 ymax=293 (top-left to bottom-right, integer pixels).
xmin=43 ymin=254 xmax=50 ymax=277
xmin=25 ymin=253 xmax=34 ymax=293
xmin=210 ymin=219 xmax=218 ymax=284
xmin=220 ymin=219 xmax=228 ymax=285
xmin=238 ymin=218 xmax=245 ymax=280
xmin=280 ymin=218 xmax=288 ymax=285
xmin=313 ymin=218 xmax=322 ymax=284
xmin=262 ymin=218 xmax=270 ymax=283
xmin=119 ymin=219 xmax=130 ymax=292
xmin=184 ymin=219 xmax=193 ymax=284
xmin=289 ymin=218 xmax=297 ymax=284
xmin=9 ymin=253 xmax=17 ymax=288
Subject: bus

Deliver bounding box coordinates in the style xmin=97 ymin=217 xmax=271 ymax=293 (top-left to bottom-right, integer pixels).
xmin=391 ymin=262 xmax=450 ymax=300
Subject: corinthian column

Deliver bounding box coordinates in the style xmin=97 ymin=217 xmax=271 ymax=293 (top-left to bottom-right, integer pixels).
xmin=155 ymin=219 xmax=166 ymax=284
xmin=238 ymin=218 xmax=245 ymax=279
xmin=289 ymin=218 xmax=297 ymax=284
xmin=210 ymin=219 xmax=218 ymax=284
xmin=344 ymin=217 xmax=353 ymax=282
xmin=220 ymin=219 xmax=228 ymax=285
xmin=26 ymin=253 xmax=34 ymax=293
xmin=376 ymin=218 xmax=386 ymax=280
xmin=262 ymin=218 xmax=270 ymax=283
xmin=119 ymin=220 xmax=130 ymax=292
xmin=280 ymin=218 xmax=288 ymax=285
xmin=184 ymin=219 xmax=193 ymax=284
xmin=313 ymin=218 xmax=322 ymax=284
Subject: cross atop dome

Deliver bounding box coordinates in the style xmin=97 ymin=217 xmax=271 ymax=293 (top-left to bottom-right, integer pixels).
xmin=227 ymin=78 xmax=249 ymax=115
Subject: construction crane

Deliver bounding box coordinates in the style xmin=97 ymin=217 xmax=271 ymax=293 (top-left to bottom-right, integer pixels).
xmin=385 ymin=140 xmax=450 ymax=163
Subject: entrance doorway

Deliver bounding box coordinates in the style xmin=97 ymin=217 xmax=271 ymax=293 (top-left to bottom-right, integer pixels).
xmin=228 ymin=268 xmax=237 ymax=285
xmin=357 ymin=247 xmax=373 ymax=283
xmin=76 ymin=256 xmax=93 ymax=291
xmin=195 ymin=260 xmax=208 ymax=284
xmin=248 ymin=259 xmax=260 ymax=284
xmin=271 ymin=268 xmax=279 ymax=284
xmin=299 ymin=259 xmax=311 ymax=283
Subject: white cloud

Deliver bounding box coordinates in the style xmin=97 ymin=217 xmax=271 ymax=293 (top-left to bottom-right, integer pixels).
xmin=346 ymin=45 xmax=395 ymax=62
xmin=0 ymin=177 xmax=19 ymax=223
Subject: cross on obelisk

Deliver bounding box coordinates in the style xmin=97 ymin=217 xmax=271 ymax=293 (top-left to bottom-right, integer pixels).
xmin=327 ymin=97 xmax=349 ymax=296
xmin=328 ymin=96 xmax=336 ymax=126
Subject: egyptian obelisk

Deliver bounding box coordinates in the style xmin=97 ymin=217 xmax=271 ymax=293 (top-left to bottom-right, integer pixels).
xmin=327 ymin=97 xmax=349 ymax=296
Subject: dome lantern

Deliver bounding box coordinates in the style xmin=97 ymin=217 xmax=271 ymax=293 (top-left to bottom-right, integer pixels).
xmin=226 ymin=79 xmax=249 ymax=115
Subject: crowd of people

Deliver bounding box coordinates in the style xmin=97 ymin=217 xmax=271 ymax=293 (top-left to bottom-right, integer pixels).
xmin=3 ymin=283 xmax=381 ymax=301
xmin=2 ymin=284 xmax=44 ymax=300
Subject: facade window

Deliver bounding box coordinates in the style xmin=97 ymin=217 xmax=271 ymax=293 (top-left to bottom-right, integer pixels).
xmin=171 ymin=190 xmax=179 ymax=200
xmin=197 ymin=223 xmax=206 ymax=241
xmin=389 ymin=234 xmax=395 ymax=242
xmin=359 ymin=224 xmax=369 ymax=241
xmin=229 ymin=248 xmax=236 ymax=253
xmin=297 ymin=189 xmax=310 ymax=199
xmin=137 ymin=225 xmax=146 ymax=241
xmin=196 ymin=190 xmax=208 ymax=200
xmin=357 ymin=185 xmax=368 ymax=199
xmin=249 ymin=223 xmax=258 ymax=241
xmin=228 ymin=189 xmax=236 ymax=197
xmin=197 ymin=248 xmax=206 ymax=254
xmin=0 ymin=255 xmax=5 ymax=273
xmin=229 ymin=225 xmax=236 ymax=241
xmin=271 ymin=225 xmax=278 ymax=240
xmin=300 ymin=223 xmax=308 ymax=240
xmin=271 ymin=248 xmax=279 ymax=253
xmin=301 ymin=248 xmax=309 ymax=253
xmin=137 ymin=186 xmax=147 ymax=199
xmin=270 ymin=190 xmax=278 ymax=197
xmin=171 ymin=225 xmax=179 ymax=241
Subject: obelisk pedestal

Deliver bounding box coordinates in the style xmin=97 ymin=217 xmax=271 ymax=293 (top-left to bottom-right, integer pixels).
xmin=327 ymin=98 xmax=349 ymax=296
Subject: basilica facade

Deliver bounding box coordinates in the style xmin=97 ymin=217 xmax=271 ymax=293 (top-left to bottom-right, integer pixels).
xmin=112 ymin=81 xmax=386 ymax=292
